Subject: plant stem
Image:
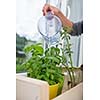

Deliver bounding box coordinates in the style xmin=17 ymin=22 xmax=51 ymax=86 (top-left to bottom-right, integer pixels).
xmin=63 ymin=64 xmax=73 ymax=87
xmin=64 ymin=32 xmax=75 ymax=87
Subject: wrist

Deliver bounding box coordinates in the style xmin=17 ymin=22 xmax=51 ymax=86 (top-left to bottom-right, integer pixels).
xmin=58 ymin=12 xmax=73 ymax=28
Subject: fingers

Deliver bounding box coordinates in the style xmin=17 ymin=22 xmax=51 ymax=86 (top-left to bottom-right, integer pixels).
xmin=49 ymin=7 xmax=55 ymax=15
xmin=42 ymin=4 xmax=59 ymax=16
xmin=42 ymin=4 xmax=50 ymax=16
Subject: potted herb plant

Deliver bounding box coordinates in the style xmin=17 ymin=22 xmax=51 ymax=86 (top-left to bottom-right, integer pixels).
xmin=22 ymin=43 xmax=64 ymax=99
xmin=17 ymin=26 xmax=82 ymax=100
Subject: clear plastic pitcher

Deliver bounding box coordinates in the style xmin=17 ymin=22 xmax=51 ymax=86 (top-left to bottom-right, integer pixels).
xmin=37 ymin=11 xmax=62 ymax=45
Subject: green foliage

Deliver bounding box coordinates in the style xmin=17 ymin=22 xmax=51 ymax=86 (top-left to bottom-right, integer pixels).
xmin=16 ymin=33 xmax=37 ymax=73
xmin=16 ymin=64 xmax=27 ymax=73
xmin=24 ymin=43 xmax=44 ymax=56
xmin=16 ymin=57 xmax=27 ymax=73
xmin=20 ymin=26 xmax=76 ymax=92
xmin=60 ymin=27 xmax=73 ymax=67
xmin=60 ymin=26 xmax=76 ymax=87
xmin=16 ymin=34 xmax=27 ymax=51
xmin=22 ymin=43 xmax=64 ymax=86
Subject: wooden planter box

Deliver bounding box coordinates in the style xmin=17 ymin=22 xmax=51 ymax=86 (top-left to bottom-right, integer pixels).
xmin=16 ymin=73 xmax=83 ymax=100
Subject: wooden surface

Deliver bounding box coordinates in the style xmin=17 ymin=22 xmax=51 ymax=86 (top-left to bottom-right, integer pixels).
xmin=53 ymin=83 xmax=83 ymax=100
xmin=16 ymin=75 xmax=49 ymax=100
xmin=16 ymin=73 xmax=83 ymax=100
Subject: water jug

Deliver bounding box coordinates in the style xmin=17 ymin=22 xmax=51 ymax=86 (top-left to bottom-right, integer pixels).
xmin=37 ymin=11 xmax=62 ymax=45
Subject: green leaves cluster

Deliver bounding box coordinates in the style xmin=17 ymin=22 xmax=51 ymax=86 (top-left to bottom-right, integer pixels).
xmin=22 ymin=26 xmax=75 ymax=89
xmin=23 ymin=43 xmax=64 ymax=85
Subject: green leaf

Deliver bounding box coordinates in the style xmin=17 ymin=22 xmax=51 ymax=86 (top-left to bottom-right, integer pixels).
xmin=50 ymin=74 xmax=54 ymax=80
xmin=23 ymin=44 xmax=44 ymax=56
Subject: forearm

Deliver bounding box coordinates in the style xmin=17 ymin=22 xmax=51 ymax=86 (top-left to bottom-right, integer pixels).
xmin=56 ymin=11 xmax=73 ymax=28
xmin=57 ymin=11 xmax=83 ymax=36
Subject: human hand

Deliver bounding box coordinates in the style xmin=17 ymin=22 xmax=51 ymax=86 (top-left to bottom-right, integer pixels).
xmin=42 ymin=4 xmax=61 ymax=16
xmin=42 ymin=4 xmax=73 ymax=28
